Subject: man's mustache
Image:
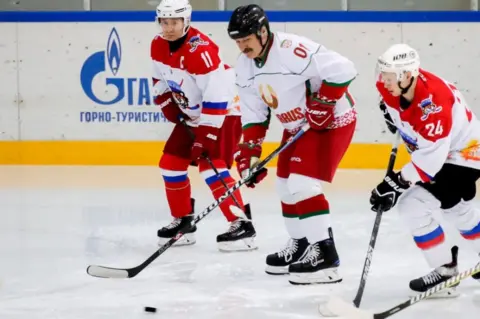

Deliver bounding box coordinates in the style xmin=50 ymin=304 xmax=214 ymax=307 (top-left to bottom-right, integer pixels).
xmin=243 ymin=48 xmax=253 ymax=54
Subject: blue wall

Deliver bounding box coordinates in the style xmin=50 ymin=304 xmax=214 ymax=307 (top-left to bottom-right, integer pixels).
xmin=1 ymin=11 xmax=480 ymax=22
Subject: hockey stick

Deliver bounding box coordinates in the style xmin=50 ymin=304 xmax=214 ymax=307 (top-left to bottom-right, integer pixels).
xmin=319 ymin=132 xmax=401 ymax=317
xmin=179 ymin=117 xmax=244 ymax=212
xmin=325 ymin=263 xmax=480 ymax=319
xmin=86 ymin=123 xmax=310 ymax=279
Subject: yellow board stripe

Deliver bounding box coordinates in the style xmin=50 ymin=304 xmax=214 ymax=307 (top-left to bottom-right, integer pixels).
xmin=0 ymin=141 xmax=410 ymax=169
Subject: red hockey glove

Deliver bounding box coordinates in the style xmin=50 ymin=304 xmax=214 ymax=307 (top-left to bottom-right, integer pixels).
xmin=191 ymin=125 xmax=220 ymax=161
xmin=234 ymin=125 xmax=268 ymax=188
xmin=305 ymin=93 xmax=335 ymax=130
xmin=156 ymin=91 xmax=184 ymax=124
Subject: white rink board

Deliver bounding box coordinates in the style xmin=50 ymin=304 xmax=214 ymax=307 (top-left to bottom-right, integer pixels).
xmin=0 ymin=23 xmax=19 ymax=141
xmin=1 ymin=21 xmax=480 ymax=142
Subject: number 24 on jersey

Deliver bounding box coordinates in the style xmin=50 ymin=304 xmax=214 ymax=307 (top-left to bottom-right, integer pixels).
xmin=425 ymin=120 xmax=444 ymax=137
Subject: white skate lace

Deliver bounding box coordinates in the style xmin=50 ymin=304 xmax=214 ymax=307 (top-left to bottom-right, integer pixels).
xmin=277 ymin=239 xmax=299 ymax=263
xmin=302 ymin=244 xmax=321 ymax=266
xmin=422 ymin=270 xmax=442 ymax=285
xmin=226 ymin=220 xmax=242 ymax=234
xmin=165 ymin=218 xmax=182 ymax=229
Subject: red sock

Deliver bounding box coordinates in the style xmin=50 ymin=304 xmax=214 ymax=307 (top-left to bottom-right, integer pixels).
xmin=199 ymin=159 xmax=245 ymax=222
xmin=159 ymin=154 xmax=192 ymax=218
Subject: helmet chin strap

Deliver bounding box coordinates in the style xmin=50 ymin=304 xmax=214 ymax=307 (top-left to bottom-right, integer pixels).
xmin=256 ymin=29 xmax=271 ymax=56
xmin=398 ymin=76 xmax=415 ymax=109
xmin=399 ymin=76 xmax=414 ymax=95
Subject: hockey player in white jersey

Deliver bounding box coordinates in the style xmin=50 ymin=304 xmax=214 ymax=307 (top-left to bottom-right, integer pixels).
xmin=227 ymin=5 xmax=357 ymax=285
xmin=371 ymin=43 xmax=480 ymax=296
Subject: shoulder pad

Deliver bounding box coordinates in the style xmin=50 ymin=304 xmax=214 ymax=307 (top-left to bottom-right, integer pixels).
xmin=275 ymin=32 xmax=320 ymax=74
xmin=184 ymin=33 xmax=221 ymax=75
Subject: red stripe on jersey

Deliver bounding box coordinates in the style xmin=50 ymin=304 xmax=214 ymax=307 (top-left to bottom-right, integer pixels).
xmin=201 ymin=108 xmax=229 ymax=115
xmin=318 ymin=81 xmax=350 ymax=101
xmin=413 ymin=162 xmax=432 ymax=182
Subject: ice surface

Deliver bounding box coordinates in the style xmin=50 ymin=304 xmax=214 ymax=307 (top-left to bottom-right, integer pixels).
xmin=0 ymin=166 xmax=479 ymax=319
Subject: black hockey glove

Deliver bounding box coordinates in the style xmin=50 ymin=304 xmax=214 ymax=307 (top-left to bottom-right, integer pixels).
xmin=370 ymin=171 xmax=410 ymax=213
xmin=379 ymin=101 xmax=397 ymax=134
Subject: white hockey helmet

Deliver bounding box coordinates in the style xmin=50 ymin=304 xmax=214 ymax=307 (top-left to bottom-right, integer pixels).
xmin=376 ymin=44 xmax=420 ymax=83
xmin=156 ymin=0 xmax=192 ymax=37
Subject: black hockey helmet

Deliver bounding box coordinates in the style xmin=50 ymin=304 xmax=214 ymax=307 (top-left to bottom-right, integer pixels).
xmin=227 ymin=4 xmax=270 ymax=40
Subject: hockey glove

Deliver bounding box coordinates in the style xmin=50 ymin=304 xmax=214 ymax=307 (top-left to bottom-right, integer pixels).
xmin=379 ymin=100 xmax=397 ymax=134
xmin=235 ymin=143 xmax=268 ymax=188
xmin=234 ymin=125 xmax=268 ymax=188
xmin=306 ymin=93 xmax=335 ymax=130
xmin=156 ymin=91 xmax=188 ymax=124
xmin=370 ymin=171 xmax=410 ymax=213
xmin=191 ymin=125 xmax=220 ymax=161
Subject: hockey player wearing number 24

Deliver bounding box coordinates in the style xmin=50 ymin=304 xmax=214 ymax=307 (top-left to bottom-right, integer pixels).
xmin=371 ymin=43 xmax=480 ymax=297
xmin=151 ymin=0 xmax=257 ymax=252
xmin=228 ymin=5 xmax=357 ymax=285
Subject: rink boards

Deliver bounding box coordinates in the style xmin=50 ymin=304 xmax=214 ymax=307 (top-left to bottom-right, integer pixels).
xmin=1 ymin=11 xmax=479 ymax=168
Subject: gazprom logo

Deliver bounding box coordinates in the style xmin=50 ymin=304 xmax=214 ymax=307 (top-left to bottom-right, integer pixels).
xmin=107 ymin=28 xmax=121 ymax=76
xmin=80 ymin=27 xmax=152 ymax=106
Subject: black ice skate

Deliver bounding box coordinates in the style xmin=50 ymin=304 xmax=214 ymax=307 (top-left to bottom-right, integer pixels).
xmin=288 ymin=238 xmax=342 ymax=285
xmin=217 ymin=204 xmax=257 ymax=252
xmin=157 ymin=198 xmax=196 ymax=247
xmin=409 ymin=246 xmax=459 ymax=298
xmin=265 ymin=237 xmax=310 ymax=275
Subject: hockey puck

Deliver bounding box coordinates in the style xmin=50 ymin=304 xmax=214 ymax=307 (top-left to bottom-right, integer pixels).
xmin=144 ymin=306 xmax=157 ymax=313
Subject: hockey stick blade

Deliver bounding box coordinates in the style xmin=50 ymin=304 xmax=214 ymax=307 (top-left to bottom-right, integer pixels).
xmin=321 ymin=263 xmax=480 ymax=319
xmin=320 ymin=296 xmax=374 ymax=319
xmin=86 ymin=124 xmax=310 ymax=279
xmin=86 ymin=265 xmax=129 ymax=279
xmin=87 ymin=236 xmax=174 ymax=278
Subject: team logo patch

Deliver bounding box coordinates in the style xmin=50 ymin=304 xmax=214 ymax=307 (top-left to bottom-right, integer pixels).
xmin=280 ymin=39 xmax=292 ymax=48
xmin=188 ymin=35 xmax=209 ymax=52
xmin=418 ymin=94 xmax=442 ymax=121
xmin=259 ymin=84 xmax=278 ymax=109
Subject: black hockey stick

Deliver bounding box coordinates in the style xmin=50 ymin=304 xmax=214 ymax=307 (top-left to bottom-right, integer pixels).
xmin=325 ymin=263 xmax=480 ymax=319
xmin=319 ymin=132 xmax=401 ymax=316
xmin=86 ymin=123 xmax=310 ymax=279
xmin=179 ymin=117 xmax=244 ymax=211
xmin=352 ymin=132 xmax=402 ymax=307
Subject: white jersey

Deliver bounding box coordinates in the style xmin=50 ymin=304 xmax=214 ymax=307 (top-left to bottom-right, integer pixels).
xmin=378 ymin=69 xmax=480 ymax=183
xmin=235 ymin=31 xmax=357 ymax=133
xmin=151 ymin=27 xmax=240 ymax=128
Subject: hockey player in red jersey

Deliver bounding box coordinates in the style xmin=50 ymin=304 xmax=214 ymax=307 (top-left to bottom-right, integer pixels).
xmin=152 ymin=0 xmax=256 ymax=252
xmin=227 ymin=5 xmax=357 ymax=285
xmin=371 ymin=43 xmax=480 ymax=296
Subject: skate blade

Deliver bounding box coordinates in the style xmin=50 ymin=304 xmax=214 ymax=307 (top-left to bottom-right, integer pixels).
xmin=289 ymin=268 xmax=342 ymax=285
xmin=158 ymin=233 xmax=196 ymax=247
xmin=265 ymin=265 xmax=289 ymax=275
xmin=217 ymin=237 xmax=257 ymax=252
